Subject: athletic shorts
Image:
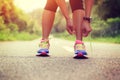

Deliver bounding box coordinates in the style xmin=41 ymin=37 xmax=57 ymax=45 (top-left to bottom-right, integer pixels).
xmin=44 ymin=0 xmax=84 ymax=12
xmin=69 ymin=0 xmax=84 ymax=12
xmin=44 ymin=0 xmax=58 ymax=12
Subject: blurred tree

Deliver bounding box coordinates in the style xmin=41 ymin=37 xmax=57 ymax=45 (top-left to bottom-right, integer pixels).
xmin=8 ymin=23 xmax=18 ymax=32
xmin=0 ymin=0 xmax=39 ymax=33
xmin=95 ymin=0 xmax=120 ymax=20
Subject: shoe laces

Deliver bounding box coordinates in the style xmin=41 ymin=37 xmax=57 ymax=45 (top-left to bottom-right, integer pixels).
xmin=39 ymin=39 xmax=49 ymax=49
xmin=74 ymin=40 xmax=85 ymax=51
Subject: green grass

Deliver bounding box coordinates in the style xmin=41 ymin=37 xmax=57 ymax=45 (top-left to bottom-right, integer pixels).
xmin=89 ymin=36 xmax=120 ymax=44
xmin=0 ymin=32 xmax=39 ymax=41
xmin=52 ymin=32 xmax=120 ymax=44
xmin=1 ymin=31 xmax=120 ymax=44
xmin=52 ymin=32 xmax=75 ymax=41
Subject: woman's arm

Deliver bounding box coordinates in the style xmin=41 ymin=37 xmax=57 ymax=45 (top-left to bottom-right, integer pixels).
xmin=55 ymin=0 xmax=70 ymax=20
xmin=84 ymin=0 xmax=94 ymax=17
xmin=82 ymin=0 xmax=94 ymax=37
xmin=55 ymin=0 xmax=73 ymax=34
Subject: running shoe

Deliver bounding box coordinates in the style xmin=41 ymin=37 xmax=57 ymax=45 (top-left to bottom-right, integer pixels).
xmin=36 ymin=39 xmax=50 ymax=56
xmin=74 ymin=40 xmax=88 ymax=59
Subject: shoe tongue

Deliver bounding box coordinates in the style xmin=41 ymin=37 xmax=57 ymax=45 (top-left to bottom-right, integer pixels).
xmin=75 ymin=40 xmax=83 ymax=44
xmin=41 ymin=39 xmax=49 ymax=43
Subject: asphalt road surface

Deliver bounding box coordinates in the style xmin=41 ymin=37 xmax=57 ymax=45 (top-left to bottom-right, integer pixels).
xmin=0 ymin=38 xmax=120 ymax=80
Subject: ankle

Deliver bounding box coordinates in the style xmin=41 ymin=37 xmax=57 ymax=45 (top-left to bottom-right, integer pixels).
xmin=39 ymin=39 xmax=50 ymax=49
xmin=41 ymin=39 xmax=49 ymax=42
xmin=75 ymin=40 xmax=83 ymax=44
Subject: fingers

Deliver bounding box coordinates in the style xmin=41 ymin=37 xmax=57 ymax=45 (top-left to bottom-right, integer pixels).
xmin=66 ymin=19 xmax=74 ymax=35
xmin=83 ymin=32 xmax=90 ymax=37
xmin=82 ymin=28 xmax=92 ymax=37
xmin=66 ymin=26 xmax=74 ymax=35
xmin=82 ymin=21 xmax=92 ymax=37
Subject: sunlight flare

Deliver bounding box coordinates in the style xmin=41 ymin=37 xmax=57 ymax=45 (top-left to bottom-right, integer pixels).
xmin=14 ymin=0 xmax=47 ymax=12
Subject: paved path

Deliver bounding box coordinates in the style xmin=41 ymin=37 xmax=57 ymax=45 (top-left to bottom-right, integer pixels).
xmin=0 ymin=38 xmax=120 ymax=80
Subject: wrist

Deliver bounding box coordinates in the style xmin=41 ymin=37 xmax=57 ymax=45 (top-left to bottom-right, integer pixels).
xmin=66 ymin=17 xmax=71 ymax=21
xmin=83 ymin=17 xmax=92 ymax=23
xmin=66 ymin=18 xmax=72 ymax=22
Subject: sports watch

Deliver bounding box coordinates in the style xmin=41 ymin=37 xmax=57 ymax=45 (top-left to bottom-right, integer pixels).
xmin=83 ymin=17 xmax=92 ymax=23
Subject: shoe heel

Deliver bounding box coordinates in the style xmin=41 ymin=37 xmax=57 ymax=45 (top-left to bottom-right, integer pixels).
xmin=74 ymin=52 xmax=88 ymax=59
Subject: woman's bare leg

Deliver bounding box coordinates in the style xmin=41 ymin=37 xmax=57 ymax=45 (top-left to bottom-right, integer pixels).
xmin=73 ymin=10 xmax=85 ymax=40
xmin=42 ymin=10 xmax=55 ymax=40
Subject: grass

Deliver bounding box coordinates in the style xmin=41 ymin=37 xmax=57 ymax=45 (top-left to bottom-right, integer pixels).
xmin=88 ymin=36 xmax=120 ymax=44
xmin=0 ymin=32 xmax=39 ymax=41
xmin=52 ymin=32 xmax=120 ymax=44
xmin=0 ymin=31 xmax=120 ymax=44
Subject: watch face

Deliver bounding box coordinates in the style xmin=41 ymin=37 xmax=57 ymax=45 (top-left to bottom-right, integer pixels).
xmin=83 ymin=17 xmax=91 ymax=23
